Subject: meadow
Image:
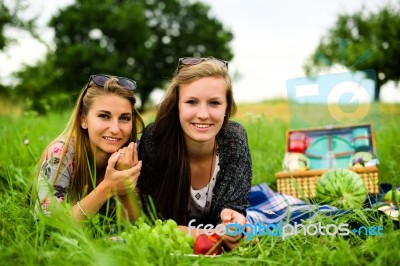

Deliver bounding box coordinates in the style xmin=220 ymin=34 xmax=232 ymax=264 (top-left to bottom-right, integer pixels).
xmin=0 ymin=100 xmax=399 ymax=265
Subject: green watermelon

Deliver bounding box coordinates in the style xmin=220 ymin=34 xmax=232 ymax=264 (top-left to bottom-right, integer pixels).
xmin=316 ymin=168 xmax=367 ymax=209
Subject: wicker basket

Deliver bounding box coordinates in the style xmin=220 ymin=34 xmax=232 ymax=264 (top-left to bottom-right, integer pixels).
xmin=275 ymin=165 xmax=379 ymax=198
xmin=276 ymin=124 xmax=380 ymax=198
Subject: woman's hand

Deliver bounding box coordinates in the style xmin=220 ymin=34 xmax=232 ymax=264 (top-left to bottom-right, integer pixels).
xmin=102 ymin=147 xmax=142 ymax=197
xmin=113 ymin=142 xmax=143 ymax=221
xmin=116 ymin=142 xmax=138 ymax=170
xmin=220 ymin=208 xmax=248 ymax=250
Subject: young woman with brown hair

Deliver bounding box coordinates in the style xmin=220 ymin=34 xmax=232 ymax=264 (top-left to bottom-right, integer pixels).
xmin=138 ymin=57 xmax=252 ymax=249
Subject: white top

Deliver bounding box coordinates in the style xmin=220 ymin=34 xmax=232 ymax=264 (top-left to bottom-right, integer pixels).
xmin=188 ymin=154 xmax=220 ymax=218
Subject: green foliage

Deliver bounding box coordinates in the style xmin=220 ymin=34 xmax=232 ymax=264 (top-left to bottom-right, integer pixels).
xmin=12 ymin=0 xmax=233 ymax=113
xmin=12 ymin=53 xmax=74 ymax=114
xmin=0 ymin=111 xmax=70 ymax=195
xmin=120 ymin=218 xmax=194 ymax=256
xmin=304 ymin=3 xmax=400 ymax=100
xmin=1 ymin=102 xmax=400 ymax=265
xmin=235 ymin=113 xmax=288 ymax=190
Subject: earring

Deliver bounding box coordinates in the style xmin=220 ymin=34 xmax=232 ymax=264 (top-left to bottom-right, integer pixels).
xmin=82 ymin=125 xmax=87 ymax=129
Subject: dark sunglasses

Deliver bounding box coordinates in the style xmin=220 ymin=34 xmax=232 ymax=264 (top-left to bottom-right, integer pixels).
xmin=86 ymin=74 xmax=137 ymax=91
xmin=178 ymin=57 xmax=228 ymax=69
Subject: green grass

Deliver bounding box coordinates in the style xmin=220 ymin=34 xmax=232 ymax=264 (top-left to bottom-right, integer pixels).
xmin=1 ymin=101 xmax=400 ymax=265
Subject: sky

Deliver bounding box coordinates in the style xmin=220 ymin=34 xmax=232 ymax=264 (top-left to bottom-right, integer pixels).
xmin=1 ymin=0 xmax=400 ymax=103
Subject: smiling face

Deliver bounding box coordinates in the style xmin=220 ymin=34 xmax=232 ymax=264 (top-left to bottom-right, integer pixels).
xmin=178 ymin=76 xmax=227 ymax=146
xmin=81 ymin=94 xmax=133 ymax=161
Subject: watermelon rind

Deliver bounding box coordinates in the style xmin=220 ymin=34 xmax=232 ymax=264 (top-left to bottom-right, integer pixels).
xmin=316 ymin=168 xmax=368 ymax=209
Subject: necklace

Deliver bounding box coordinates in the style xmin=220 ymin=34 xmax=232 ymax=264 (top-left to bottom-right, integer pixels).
xmin=203 ymin=141 xmax=216 ymax=214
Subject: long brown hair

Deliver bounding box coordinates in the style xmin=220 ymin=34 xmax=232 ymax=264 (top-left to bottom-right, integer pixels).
xmin=149 ymin=58 xmax=236 ymax=224
xmin=35 ymin=77 xmax=144 ymax=204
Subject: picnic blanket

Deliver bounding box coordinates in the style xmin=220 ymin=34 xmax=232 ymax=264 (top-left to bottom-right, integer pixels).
xmin=246 ymin=183 xmax=396 ymax=225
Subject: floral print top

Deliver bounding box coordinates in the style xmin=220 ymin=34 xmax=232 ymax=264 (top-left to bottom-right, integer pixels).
xmin=36 ymin=139 xmax=117 ymax=219
xmin=36 ymin=139 xmax=74 ymax=216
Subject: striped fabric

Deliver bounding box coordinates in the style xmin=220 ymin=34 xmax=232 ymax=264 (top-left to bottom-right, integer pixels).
xmin=245 ymin=183 xmax=392 ymax=225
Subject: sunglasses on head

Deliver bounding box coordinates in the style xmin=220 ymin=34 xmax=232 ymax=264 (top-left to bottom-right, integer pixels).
xmin=86 ymin=74 xmax=137 ymax=91
xmin=178 ymin=57 xmax=228 ymax=70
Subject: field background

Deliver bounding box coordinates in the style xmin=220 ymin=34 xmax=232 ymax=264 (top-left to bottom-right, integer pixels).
xmin=1 ymin=100 xmax=399 ymax=265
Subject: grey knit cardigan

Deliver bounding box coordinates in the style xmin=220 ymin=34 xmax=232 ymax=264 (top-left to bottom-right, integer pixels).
xmin=137 ymin=120 xmax=253 ymax=226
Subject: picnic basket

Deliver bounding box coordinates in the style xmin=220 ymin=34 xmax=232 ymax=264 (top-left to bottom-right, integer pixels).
xmin=275 ymin=123 xmax=379 ymax=198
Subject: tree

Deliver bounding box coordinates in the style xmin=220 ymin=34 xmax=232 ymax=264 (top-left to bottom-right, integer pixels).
xmin=0 ymin=1 xmax=12 ymax=50
xmin=0 ymin=0 xmax=37 ymax=86
xmin=0 ymin=0 xmax=32 ymax=50
xmin=13 ymin=0 xmax=233 ymax=112
xmin=303 ymin=4 xmax=400 ymax=101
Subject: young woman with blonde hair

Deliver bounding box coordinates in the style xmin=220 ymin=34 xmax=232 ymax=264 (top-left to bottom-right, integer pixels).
xmin=35 ymin=74 xmax=144 ymax=223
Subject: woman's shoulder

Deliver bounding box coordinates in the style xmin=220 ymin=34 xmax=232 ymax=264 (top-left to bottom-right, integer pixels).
xmin=226 ymin=120 xmax=246 ymax=131
xmin=47 ymin=138 xmax=66 ymax=153
xmin=219 ymin=121 xmax=248 ymax=141
xmin=143 ymin=122 xmax=155 ymax=132
xmin=46 ymin=138 xmax=74 ymax=158
xmin=138 ymin=122 xmax=156 ymax=158
xmin=217 ymin=121 xmax=249 ymax=160
xmin=139 ymin=122 xmax=155 ymax=144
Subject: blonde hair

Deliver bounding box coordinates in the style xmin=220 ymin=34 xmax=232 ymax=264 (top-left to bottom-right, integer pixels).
xmin=36 ymin=78 xmax=144 ymax=203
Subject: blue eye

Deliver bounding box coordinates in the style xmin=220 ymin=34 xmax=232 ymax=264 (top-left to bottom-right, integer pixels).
xmin=120 ymin=116 xmax=132 ymax=122
xmin=186 ymin=100 xmax=197 ymax=105
xmin=99 ymin=114 xmax=110 ymax=119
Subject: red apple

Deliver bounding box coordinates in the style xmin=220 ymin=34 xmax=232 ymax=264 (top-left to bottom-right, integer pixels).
xmin=193 ymin=233 xmax=222 ymax=255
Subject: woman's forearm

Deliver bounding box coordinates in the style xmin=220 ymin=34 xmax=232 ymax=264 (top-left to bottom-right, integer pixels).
xmin=118 ymin=189 xmax=142 ymax=222
xmin=71 ymin=182 xmax=110 ymax=221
